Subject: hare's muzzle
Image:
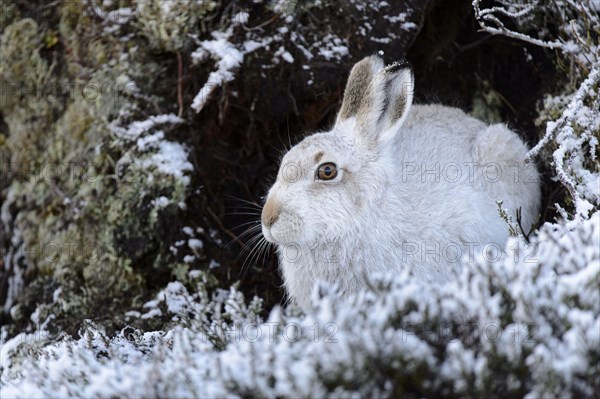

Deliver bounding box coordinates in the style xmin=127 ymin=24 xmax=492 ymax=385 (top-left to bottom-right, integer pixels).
xmin=261 ymin=197 xmax=280 ymax=229
xmin=261 ymin=197 xmax=281 ymax=243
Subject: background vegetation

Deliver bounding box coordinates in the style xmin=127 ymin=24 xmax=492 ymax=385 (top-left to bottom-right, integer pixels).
xmin=1 ymin=1 xmax=598 ymax=397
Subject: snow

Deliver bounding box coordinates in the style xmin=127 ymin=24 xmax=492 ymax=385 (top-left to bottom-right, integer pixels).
xmin=233 ymin=11 xmax=250 ymax=24
xmin=151 ymin=196 xmax=170 ymax=208
xmin=109 ymin=114 xmax=183 ymax=140
xmin=316 ymin=35 xmax=349 ymax=60
xmin=1 ymin=214 xmax=598 ymax=397
xmin=183 ymin=255 xmax=195 ymax=263
xmin=188 ymin=239 xmax=203 ymax=250
xmin=384 ymin=12 xmax=410 ymax=23
xmin=280 ymin=48 xmax=294 ymax=63
xmin=108 ymin=112 xmax=193 ymax=186
xmin=188 ymin=270 xmax=202 ymax=279
xmin=136 ymin=131 xmax=165 ymax=151
xmin=141 ymin=141 xmax=193 ymax=186
xmin=533 ymin=65 xmax=600 ymax=220
xmin=191 ymin=2 xmax=392 ymax=113
xmin=191 ymin=29 xmax=245 ymax=113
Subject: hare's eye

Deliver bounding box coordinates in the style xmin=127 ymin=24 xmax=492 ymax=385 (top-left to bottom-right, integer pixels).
xmin=316 ymin=162 xmax=338 ymax=180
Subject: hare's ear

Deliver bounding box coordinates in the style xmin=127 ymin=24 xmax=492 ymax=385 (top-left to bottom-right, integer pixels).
xmin=335 ymin=56 xmax=385 ymax=125
xmin=355 ymin=62 xmax=414 ymax=150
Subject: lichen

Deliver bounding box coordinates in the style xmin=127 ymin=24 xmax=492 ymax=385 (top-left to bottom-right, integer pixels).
xmin=0 ymin=18 xmax=59 ymax=168
xmin=470 ymin=81 xmax=504 ymax=124
xmin=137 ymin=0 xmax=217 ymax=52
xmin=0 ymin=3 xmax=203 ymax=336
xmin=0 ymin=2 xmax=20 ymax=32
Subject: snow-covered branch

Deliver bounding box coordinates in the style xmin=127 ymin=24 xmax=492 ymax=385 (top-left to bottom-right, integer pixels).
xmin=472 ymin=0 xmax=563 ymax=49
xmin=474 ymin=0 xmax=600 ymax=220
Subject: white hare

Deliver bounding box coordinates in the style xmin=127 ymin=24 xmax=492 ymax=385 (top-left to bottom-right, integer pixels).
xmin=261 ymin=55 xmax=540 ymax=309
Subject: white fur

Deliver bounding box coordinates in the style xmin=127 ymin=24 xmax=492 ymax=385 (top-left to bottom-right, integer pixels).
xmin=261 ymin=57 xmax=541 ymax=309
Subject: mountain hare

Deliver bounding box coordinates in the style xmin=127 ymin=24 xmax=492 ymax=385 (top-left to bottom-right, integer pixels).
xmin=261 ymin=56 xmax=540 ymax=309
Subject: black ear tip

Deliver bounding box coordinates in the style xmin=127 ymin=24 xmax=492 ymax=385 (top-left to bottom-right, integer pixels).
xmin=384 ymin=59 xmax=412 ymax=74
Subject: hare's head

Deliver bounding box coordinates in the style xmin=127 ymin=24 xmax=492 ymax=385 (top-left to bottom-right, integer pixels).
xmin=262 ymin=55 xmax=414 ymax=247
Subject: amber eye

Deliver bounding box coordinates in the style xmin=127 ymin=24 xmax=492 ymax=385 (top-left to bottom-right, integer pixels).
xmin=316 ymin=162 xmax=338 ymax=180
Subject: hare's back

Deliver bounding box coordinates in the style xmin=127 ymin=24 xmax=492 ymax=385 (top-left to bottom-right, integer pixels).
xmin=393 ymin=104 xmax=485 ymax=166
xmin=390 ymin=103 xmax=539 ymax=247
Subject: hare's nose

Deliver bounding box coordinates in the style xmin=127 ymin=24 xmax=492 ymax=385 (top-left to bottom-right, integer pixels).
xmin=262 ymin=198 xmax=280 ymax=228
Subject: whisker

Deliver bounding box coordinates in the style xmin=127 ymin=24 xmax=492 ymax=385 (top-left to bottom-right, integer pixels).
xmin=257 ymin=239 xmax=272 ymax=266
xmin=276 ymin=126 xmax=290 ymax=154
xmin=224 ymin=195 xmax=263 ymax=208
xmin=237 ymin=224 xmax=262 ymax=233
xmin=245 ymin=240 xmax=269 ymax=279
xmin=226 ymin=225 xmax=263 ymax=248
xmin=225 ymin=211 xmax=263 ymax=217
xmin=247 ymin=237 xmax=270 ymax=276
xmin=240 ymin=234 xmax=266 ymax=276
xmin=236 ymin=230 xmax=264 ymax=255
xmin=229 ymin=205 xmax=263 ymax=211
xmin=229 ymin=228 xmax=263 ymax=244
xmin=287 ymin=117 xmax=293 ymax=150
xmin=232 ymin=220 xmax=261 ymax=229
xmin=226 ymin=204 xmax=263 ymax=213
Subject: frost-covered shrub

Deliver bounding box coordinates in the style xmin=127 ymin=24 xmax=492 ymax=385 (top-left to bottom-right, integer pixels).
xmin=1 ymin=214 xmax=598 ymax=398
xmin=474 ymin=0 xmax=600 ymax=220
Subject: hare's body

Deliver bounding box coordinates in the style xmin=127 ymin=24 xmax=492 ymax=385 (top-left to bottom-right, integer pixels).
xmin=262 ymin=57 xmax=540 ymax=309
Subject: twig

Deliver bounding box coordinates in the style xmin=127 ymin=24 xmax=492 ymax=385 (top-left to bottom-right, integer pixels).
xmin=241 ymin=15 xmax=278 ymax=32
xmin=515 ymin=208 xmax=531 ymax=242
xmin=287 ymin=82 xmax=299 ymax=116
xmin=176 ymin=51 xmax=184 ymax=118
xmin=472 ymin=0 xmax=564 ymax=49
xmin=206 ymin=206 xmax=245 ymax=247
xmin=526 ymin=66 xmax=600 ymax=161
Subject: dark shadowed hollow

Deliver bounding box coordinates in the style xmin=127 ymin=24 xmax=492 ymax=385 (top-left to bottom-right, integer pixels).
xmin=205 ymin=0 xmax=561 ymax=313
